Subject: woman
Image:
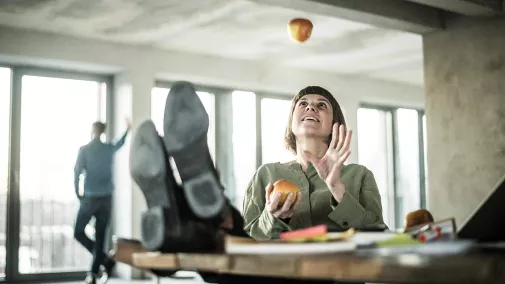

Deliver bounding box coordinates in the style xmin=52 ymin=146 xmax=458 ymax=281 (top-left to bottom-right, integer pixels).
xmin=242 ymin=86 xmax=385 ymax=240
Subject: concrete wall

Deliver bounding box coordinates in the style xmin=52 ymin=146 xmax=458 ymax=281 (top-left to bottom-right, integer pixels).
xmin=424 ymin=16 xmax=505 ymax=227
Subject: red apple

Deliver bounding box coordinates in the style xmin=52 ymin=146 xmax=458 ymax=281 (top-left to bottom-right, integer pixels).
xmin=288 ymin=18 xmax=313 ymax=43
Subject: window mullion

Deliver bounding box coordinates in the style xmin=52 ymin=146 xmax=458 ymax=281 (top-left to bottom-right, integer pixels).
xmin=418 ymin=111 xmax=426 ymax=209
xmin=391 ymin=109 xmax=401 ymax=229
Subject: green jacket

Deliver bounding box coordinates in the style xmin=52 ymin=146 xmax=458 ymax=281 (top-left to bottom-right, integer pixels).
xmin=242 ymin=162 xmax=385 ymax=240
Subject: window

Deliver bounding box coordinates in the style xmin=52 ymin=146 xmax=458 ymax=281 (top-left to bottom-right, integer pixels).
xmin=395 ymin=108 xmax=421 ymax=227
xmin=358 ymin=105 xmax=427 ymax=229
xmin=260 ymin=98 xmax=295 ymax=164
xmin=423 ymin=115 xmax=428 ymax=207
xmin=18 ymin=75 xmax=107 ymax=273
xmin=232 ymin=91 xmax=257 ymax=210
xmin=0 ymin=67 xmax=11 ymax=278
xmin=0 ymin=66 xmax=110 ymax=281
xmin=357 ymin=108 xmax=394 ymax=228
xmin=151 ymin=87 xmax=216 ymax=162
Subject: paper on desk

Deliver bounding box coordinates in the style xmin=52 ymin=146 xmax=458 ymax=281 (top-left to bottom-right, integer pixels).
xmin=225 ymin=231 xmax=403 ymax=255
xmin=225 ymin=237 xmax=356 ymax=255
xmin=226 ymin=229 xmax=357 ymax=255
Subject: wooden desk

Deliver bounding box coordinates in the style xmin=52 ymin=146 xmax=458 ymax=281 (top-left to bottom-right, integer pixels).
xmin=131 ymin=242 xmax=505 ymax=284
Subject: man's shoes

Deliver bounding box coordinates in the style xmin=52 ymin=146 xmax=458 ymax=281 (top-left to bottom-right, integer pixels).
xmin=163 ymin=81 xmax=225 ymax=223
xmin=103 ymin=257 xmax=116 ymax=277
xmin=130 ymin=120 xmax=186 ymax=252
xmin=130 ymin=120 xmax=223 ymax=253
xmin=130 ymin=81 xmax=247 ymax=254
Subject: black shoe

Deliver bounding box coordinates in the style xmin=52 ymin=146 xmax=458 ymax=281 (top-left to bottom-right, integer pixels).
xmin=130 ymin=120 xmax=222 ymax=253
xmin=130 ymin=120 xmax=184 ymax=251
xmin=163 ymin=81 xmax=225 ymax=222
xmin=103 ymin=257 xmax=116 ymax=277
xmin=129 ymin=120 xmax=172 ymax=210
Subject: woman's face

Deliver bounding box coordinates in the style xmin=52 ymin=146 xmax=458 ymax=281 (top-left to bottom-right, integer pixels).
xmin=291 ymin=94 xmax=334 ymax=139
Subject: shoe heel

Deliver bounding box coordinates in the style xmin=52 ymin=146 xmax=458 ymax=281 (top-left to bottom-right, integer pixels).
xmin=140 ymin=206 xmax=181 ymax=252
xmin=181 ymin=169 xmax=225 ymax=219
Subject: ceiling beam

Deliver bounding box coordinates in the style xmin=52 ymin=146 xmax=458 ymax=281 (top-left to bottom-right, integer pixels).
xmin=403 ymin=0 xmax=504 ymax=16
xmin=246 ymin=0 xmax=444 ymax=34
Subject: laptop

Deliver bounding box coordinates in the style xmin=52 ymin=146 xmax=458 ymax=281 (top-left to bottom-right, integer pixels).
xmin=457 ymin=173 xmax=505 ymax=242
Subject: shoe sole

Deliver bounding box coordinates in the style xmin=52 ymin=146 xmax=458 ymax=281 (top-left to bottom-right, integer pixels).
xmin=129 ymin=121 xmax=182 ymax=251
xmin=141 ymin=206 xmax=181 ymax=251
xmin=129 ymin=120 xmax=172 ymax=209
xmin=163 ymin=81 xmax=224 ymax=220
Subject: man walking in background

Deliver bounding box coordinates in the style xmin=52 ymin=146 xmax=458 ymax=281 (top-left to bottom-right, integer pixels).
xmin=73 ymin=119 xmax=131 ymax=284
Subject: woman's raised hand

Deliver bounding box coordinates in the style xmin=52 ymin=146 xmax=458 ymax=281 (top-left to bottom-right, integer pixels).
xmin=305 ymin=123 xmax=352 ymax=202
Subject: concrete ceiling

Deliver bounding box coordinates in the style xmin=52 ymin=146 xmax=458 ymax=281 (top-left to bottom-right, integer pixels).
xmin=0 ymin=0 xmax=424 ymax=85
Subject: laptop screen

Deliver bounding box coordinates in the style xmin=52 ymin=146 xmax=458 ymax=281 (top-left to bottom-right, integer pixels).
xmin=457 ymin=173 xmax=505 ymax=242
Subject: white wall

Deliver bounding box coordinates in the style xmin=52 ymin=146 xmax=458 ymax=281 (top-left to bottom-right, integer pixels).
xmin=0 ymin=26 xmax=424 ymax=279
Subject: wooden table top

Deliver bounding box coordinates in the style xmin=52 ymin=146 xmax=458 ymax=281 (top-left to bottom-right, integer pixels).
xmin=131 ymin=241 xmax=505 ymax=283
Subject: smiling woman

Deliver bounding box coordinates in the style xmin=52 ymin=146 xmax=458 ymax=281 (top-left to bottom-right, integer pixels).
xmin=242 ymin=86 xmax=386 ymax=241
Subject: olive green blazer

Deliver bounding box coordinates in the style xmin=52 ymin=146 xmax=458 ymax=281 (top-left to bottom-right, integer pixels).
xmin=242 ymin=162 xmax=385 ymax=240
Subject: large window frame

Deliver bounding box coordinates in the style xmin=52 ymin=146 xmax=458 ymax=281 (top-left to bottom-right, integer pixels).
xmin=359 ymin=103 xmax=427 ymax=229
xmin=1 ymin=64 xmax=112 ymax=283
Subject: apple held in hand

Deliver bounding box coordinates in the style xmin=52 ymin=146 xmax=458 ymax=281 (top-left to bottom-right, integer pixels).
xmin=288 ymin=18 xmax=313 ymax=43
xmin=271 ymin=179 xmax=300 ymax=206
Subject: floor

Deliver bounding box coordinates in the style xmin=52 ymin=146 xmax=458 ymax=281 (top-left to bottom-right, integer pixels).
xmin=67 ymin=279 xmax=206 ymax=284
xmin=66 ymin=271 xmax=207 ymax=284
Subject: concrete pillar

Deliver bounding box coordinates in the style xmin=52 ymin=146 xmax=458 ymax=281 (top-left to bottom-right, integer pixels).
xmin=111 ymin=69 xmax=154 ymax=280
xmin=423 ymin=16 xmax=505 ymax=227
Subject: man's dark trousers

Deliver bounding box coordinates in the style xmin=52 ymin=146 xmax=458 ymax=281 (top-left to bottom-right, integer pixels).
xmin=74 ymin=195 xmax=112 ymax=275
